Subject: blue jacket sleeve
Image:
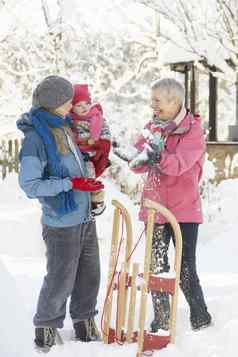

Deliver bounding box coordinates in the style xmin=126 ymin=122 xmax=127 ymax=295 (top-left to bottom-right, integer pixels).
xmin=18 ymin=133 xmax=72 ymax=198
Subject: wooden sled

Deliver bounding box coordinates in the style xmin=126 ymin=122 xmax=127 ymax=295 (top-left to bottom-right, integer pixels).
xmin=102 ymin=199 xmax=182 ymax=357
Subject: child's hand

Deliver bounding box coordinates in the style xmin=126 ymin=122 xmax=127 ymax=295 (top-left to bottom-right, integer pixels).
xmin=88 ymin=138 xmax=95 ymax=145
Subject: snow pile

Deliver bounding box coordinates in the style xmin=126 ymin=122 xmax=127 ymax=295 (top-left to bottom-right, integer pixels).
xmin=0 ymin=174 xmax=44 ymax=257
xmin=0 ymin=258 xmax=33 ymax=357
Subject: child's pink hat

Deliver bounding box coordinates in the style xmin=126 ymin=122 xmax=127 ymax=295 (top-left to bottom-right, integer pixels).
xmin=72 ymin=84 xmax=91 ymax=105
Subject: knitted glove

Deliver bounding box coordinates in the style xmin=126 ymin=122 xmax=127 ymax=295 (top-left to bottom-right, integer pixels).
xmin=145 ymin=132 xmax=165 ymax=166
xmin=71 ymin=177 xmax=104 ymax=191
xmin=146 ymin=142 xmax=165 ymax=166
xmin=146 ymin=147 xmax=161 ymax=166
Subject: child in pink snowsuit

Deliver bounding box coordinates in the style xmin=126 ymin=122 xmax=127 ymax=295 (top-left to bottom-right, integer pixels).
xmin=71 ymin=84 xmax=111 ymax=215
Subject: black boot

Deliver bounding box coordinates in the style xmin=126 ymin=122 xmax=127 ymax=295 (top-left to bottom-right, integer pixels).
xmin=91 ymin=202 xmax=106 ymax=216
xmin=190 ymin=310 xmax=212 ymax=330
xmin=150 ymin=224 xmax=170 ymax=333
xmin=180 ymin=263 xmax=212 ymax=331
xmin=34 ymin=327 xmax=56 ymax=351
xmin=74 ymin=317 xmax=101 ymax=342
xmin=150 ymin=292 xmax=170 ymax=332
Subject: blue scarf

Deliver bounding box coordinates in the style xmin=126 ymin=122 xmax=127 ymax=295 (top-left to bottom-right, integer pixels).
xmin=30 ymin=107 xmax=77 ymax=216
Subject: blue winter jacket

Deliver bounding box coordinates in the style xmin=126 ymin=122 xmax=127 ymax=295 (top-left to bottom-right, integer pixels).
xmin=17 ymin=112 xmax=92 ymax=227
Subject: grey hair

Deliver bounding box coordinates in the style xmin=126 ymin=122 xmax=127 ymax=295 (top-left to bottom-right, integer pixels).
xmin=151 ymin=78 xmax=185 ymax=104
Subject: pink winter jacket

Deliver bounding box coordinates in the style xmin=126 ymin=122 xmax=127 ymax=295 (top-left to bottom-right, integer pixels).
xmin=72 ymin=103 xmax=104 ymax=141
xmin=132 ymin=112 xmax=205 ymax=224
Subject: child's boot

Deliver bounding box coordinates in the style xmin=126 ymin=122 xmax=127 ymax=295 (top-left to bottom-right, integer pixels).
xmin=91 ymin=190 xmax=106 ymax=216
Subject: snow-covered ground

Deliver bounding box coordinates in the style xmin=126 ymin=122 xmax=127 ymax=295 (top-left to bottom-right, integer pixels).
xmin=0 ymin=173 xmax=238 ymax=357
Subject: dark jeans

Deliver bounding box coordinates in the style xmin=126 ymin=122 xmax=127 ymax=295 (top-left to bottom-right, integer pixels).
xmin=150 ymin=223 xmax=209 ymax=329
xmin=33 ymin=220 xmax=100 ymax=328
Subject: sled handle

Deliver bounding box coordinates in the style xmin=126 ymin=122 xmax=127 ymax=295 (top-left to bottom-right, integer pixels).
xmin=112 ymin=199 xmax=133 ymax=268
xmin=137 ymin=208 xmax=156 ymax=357
xmin=112 ymin=199 xmax=130 ymax=212
xmin=112 ymin=199 xmax=133 ymax=334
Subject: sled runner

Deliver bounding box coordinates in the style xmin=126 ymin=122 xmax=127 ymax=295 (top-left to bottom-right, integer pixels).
xmin=102 ymin=199 xmax=182 ymax=357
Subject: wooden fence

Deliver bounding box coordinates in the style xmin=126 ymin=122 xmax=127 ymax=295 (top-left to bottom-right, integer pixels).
xmin=1 ymin=138 xmax=238 ymax=183
xmin=0 ymin=139 xmax=21 ymax=179
xmin=207 ymin=142 xmax=238 ymax=182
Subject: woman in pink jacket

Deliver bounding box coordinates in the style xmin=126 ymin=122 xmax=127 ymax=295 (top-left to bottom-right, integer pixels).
xmin=130 ymin=78 xmax=212 ymax=332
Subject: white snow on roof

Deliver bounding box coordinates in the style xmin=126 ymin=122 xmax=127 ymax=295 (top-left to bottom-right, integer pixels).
xmin=159 ymin=41 xmax=201 ymax=65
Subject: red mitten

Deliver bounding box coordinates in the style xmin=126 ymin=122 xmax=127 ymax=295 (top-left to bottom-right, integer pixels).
xmin=71 ymin=177 xmax=104 ymax=191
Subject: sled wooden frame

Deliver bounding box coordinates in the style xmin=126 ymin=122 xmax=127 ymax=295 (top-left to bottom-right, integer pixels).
xmin=102 ymin=198 xmax=182 ymax=357
xmin=102 ymin=199 xmax=133 ymax=343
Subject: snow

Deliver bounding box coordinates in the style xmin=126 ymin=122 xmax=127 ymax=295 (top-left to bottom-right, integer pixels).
xmin=0 ymin=173 xmax=238 ymax=357
xmin=159 ymin=41 xmax=201 ymax=66
xmin=151 ymin=272 xmax=176 ymax=279
xmin=0 ymin=1 xmax=237 ymax=355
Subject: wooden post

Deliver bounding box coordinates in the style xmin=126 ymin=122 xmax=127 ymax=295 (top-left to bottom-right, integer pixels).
xmin=14 ymin=139 xmax=20 ymax=173
xmin=8 ymin=140 xmax=13 ymax=173
xmin=1 ymin=140 xmax=7 ymax=180
xmin=8 ymin=140 xmax=13 ymax=156
xmin=208 ymin=71 xmax=218 ymax=141
xmin=190 ymin=64 xmax=199 ymax=114
xmin=184 ymin=65 xmax=190 ymax=109
xmin=2 ymin=161 xmax=7 ymax=179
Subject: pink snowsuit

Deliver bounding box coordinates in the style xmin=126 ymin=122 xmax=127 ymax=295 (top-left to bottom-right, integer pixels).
xmin=132 ymin=112 xmax=205 ymax=224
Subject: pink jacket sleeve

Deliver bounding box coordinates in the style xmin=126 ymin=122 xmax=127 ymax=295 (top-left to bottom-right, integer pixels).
xmin=87 ymin=104 xmax=104 ymax=140
xmin=89 ymin=113 xmax=104 ymax=140
xmin=158 ymin=121 xmax=205 ymax=176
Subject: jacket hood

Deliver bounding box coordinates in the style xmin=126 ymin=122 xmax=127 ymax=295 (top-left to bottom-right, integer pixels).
xmin=16 ymin=111 xmax=34 ymax=135
xmin=17 ymin=108 xmax=73 ymax=136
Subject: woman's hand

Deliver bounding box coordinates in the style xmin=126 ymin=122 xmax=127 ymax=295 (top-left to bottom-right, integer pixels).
xmin=71 ymin=177 xmax=104 ymax=191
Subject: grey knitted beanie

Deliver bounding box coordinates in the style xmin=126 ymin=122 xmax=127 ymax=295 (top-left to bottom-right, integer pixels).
xmin=32 ymin=75 xmax=74 ymax=109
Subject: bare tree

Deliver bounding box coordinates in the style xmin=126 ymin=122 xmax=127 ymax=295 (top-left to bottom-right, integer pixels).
xmin=133 ymin=0 xmax=238 ymax=77
xmin=41 ymin=0 xmax=66 ymax=73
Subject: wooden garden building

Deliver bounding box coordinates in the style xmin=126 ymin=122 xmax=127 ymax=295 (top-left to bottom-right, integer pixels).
xmin=166 ymin=58 xmax=238 ymax=182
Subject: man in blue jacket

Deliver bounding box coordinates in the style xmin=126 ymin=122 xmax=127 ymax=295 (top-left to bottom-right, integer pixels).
xmin=17 ymin=76 xmax=103 ymax=351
